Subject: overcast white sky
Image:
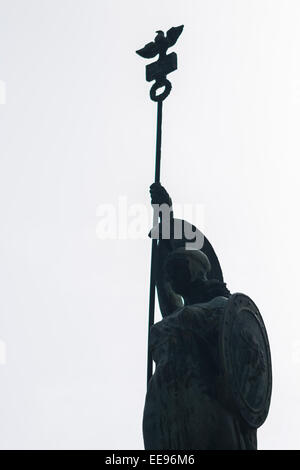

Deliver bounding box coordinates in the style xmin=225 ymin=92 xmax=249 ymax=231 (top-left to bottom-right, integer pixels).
xmin=0 ymin=0 xmax=300 ymax=450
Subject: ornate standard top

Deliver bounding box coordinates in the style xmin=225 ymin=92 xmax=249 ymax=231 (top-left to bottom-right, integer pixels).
xmin=136 ymin=25 xmax=184 ymax=101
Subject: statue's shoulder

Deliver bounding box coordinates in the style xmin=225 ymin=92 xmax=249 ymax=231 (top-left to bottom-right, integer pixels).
xmin=198 ymin=296 xmax=230 ymax=310
xmin=152 ymin=296 xmax=229 ymax=337
xmin=180 ymin=296 xmax=230 ymax=317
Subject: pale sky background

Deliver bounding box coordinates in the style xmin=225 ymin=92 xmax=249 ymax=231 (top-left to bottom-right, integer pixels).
xmin=0 ymin=0 xmax=300 ymax=450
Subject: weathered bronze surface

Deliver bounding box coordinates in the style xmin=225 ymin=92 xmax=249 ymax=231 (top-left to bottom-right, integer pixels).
xmin=136 ymin=28 xmax=272 ymax=450
xmin=143 ymin=184 xmax=272 ymax=450
xmin=220 ymin=293 xmax=272 ymax=429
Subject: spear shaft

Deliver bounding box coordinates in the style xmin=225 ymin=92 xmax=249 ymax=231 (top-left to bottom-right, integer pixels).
xmin=155 ymin=101 xmax=163 ymax=184
xmin=136 ymin=24 xmax=184 ymax=387
xmin=147 ymin=100 xmax=163 ymax=384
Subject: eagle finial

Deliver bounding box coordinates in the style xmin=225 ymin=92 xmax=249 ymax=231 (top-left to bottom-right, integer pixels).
xmin=136 ymin=25 xmax=184 ymax=59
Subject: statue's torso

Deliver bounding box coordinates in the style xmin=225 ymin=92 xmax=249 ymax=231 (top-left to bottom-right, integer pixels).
xmin=150 ymin=296 xmax=227 ymax=387
xmin=143 ymin=296 xmax=257 ymax=450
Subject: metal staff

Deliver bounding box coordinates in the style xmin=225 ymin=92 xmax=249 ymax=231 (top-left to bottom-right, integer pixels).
xmin=136 ymin=25 xmax=184 ymax=385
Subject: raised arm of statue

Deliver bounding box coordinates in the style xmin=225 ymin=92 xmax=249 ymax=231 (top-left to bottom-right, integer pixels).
xmin=149 ymin=183 xmax=183 ymax=317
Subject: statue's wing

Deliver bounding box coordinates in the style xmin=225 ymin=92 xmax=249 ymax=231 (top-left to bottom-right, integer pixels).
xmin=136 ymin=41 xmax=159 ymax=58
xmin=166 ymin=25 xmax=184 ymax=47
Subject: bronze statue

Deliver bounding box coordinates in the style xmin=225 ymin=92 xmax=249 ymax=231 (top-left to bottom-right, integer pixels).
xmin=136 ymin=26 xmax=272 ymax=450
xmin=142 ymin=183 xmax=272 ymax=450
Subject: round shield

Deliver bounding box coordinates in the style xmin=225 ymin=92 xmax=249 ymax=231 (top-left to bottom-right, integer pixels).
xmin=219 ymin=293 xmax=272 ymax=428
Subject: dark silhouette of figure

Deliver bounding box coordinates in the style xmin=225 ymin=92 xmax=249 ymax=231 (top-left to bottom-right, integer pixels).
xmin=143 ymin=183 xmax=271 ymax=450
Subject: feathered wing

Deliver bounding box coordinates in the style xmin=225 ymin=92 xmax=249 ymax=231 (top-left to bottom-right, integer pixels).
xmin=136 ymin=41 xmax=159 ymax=59
xmin=166 ymin=25 xmax=184 ymax=47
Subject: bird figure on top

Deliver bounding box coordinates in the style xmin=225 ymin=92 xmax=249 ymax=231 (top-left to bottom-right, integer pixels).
xmin=136 ymin=25 xmax=184 ymax=59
